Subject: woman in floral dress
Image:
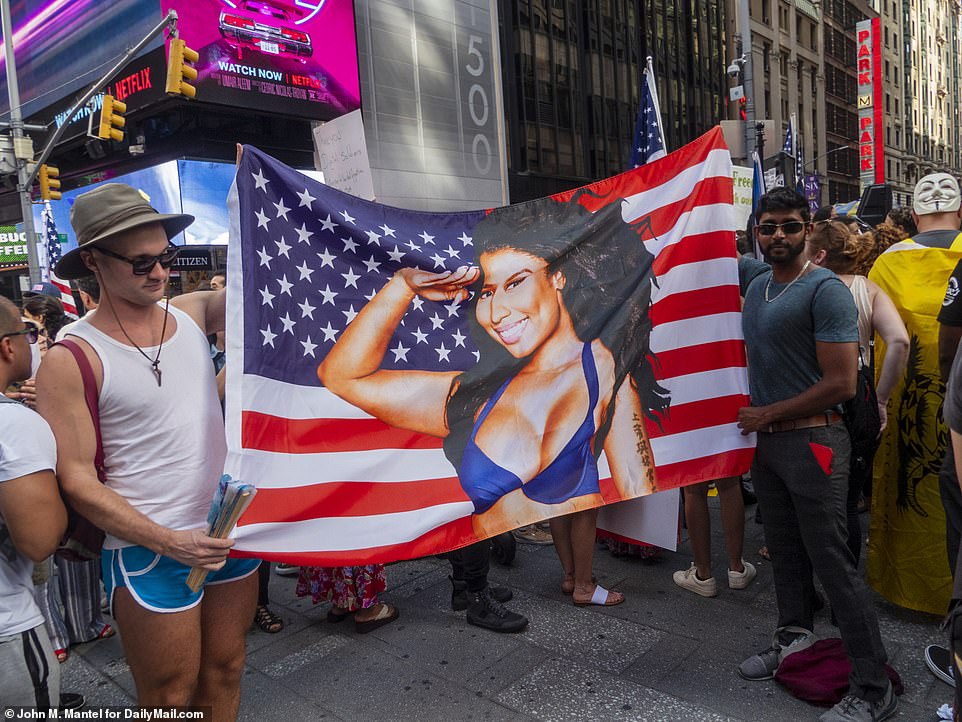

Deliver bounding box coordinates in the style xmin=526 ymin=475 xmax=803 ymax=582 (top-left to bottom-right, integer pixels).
xmin=296 ymin=565 xmax=398 ymax=633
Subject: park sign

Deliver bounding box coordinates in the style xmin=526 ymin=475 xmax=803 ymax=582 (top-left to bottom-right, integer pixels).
xmin=856 ymin=18 xmax=884 ymax=187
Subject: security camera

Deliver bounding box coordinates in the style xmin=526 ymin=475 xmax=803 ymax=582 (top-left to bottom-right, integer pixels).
xmin=727 ymin=63 xmax=741 ymax=78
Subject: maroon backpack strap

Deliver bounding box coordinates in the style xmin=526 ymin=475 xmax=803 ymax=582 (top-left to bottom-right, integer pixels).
xmin=56 ymin=339 xmax=106 ymax=481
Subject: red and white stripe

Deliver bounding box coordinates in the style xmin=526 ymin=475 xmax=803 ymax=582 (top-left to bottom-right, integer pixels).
xmin=49 ymin=274 xmax=78 ymax=316
xmin=224 ymin=128 xmax=753 ymax=564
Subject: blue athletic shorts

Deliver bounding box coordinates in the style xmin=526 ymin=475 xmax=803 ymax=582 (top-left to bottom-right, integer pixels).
xmin=102 ymin=545 xmax=260 ymax=614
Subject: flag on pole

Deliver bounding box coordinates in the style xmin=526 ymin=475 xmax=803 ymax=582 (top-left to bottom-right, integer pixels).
xmin=629 ymin=57 xmax=667 ymax=167
xmin=41 ymin=202 xmax=78 ymax=316
xmin=781 ymin=120 xmax=794 ymax=158
xmin=225 ymin=128 xmax=753 ymax=565
xmin=750 ymin=150 xmax=767 ymax=258
xmin=793 ymin=119 xmax=805 ymax=194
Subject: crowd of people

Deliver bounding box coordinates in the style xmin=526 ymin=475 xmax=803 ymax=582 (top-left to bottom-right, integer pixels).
xmin=1 ymin=171 xmax=961 ymax=722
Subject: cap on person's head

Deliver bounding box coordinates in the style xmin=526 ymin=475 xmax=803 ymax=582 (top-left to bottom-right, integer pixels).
xmin=913 ymin=172 xmax=961 ymax=216
xmin=55 ymin=183 xmax=194 ymax=280
xmin=23 ymin=281 xmax=62 ymax=299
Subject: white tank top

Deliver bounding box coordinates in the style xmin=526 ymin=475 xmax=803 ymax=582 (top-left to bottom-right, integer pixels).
xmin=847 ymin=275 xmax=873 ymax=358
xmin=64 ymin=305 xmax=226 ymax=549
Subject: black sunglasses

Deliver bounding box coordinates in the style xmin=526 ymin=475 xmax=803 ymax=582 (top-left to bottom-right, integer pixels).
xmin=93 ymin=244 xmax=180 ymax=275
xmin=756 ymin=221 xmax=807 ymax=236
xmin=1 ymin=321 xmax=39 ymax=345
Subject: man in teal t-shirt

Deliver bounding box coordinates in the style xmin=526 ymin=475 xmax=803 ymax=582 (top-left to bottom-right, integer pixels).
xmin=735 ymin=189 xmax=894 ymax=722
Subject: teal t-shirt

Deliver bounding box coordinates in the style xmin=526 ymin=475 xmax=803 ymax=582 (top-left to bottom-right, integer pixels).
xmin=738 ymin=256 xmax=858 ymax=408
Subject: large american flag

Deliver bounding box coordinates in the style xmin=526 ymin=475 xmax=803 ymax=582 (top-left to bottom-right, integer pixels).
xmin=41 ymin=202 xmax=78 ymax=316
xmin=225 ymin=128 xmax=754 ymax=565
xmin=629 ymin=57 xmax=667 ymax=167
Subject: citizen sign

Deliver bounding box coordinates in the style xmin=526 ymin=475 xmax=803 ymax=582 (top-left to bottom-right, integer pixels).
xmin=170 ymin=248 xmax=213 ymax=270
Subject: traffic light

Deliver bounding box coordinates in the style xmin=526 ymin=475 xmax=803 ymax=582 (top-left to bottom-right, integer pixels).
xmin=738 ymin=97 xmax=747 ymax=121
xmin=97 ymin=94 xmax=127 ymax=142
xmin=165 ymin=38 xmax=199 ymax=98
xmin=38 ymin=164 xmax=61 ymax=201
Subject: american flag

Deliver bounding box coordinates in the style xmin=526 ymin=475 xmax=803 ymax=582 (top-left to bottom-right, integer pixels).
xmin=781 ymin=113 xmax=805 ymax=193
xmin=225 ymin=128 xmax=754 ymax=565
xmin=629 ymin=57 xmax=667 ymax=167
xmin=41 ymin=202 xmax=78 ymax=316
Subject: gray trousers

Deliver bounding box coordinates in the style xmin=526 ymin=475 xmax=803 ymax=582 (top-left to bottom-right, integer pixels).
xmin=753 ymin=422 xmax=889 ymax=701
xmin=0 ymin=624 xmax=60 ymax=710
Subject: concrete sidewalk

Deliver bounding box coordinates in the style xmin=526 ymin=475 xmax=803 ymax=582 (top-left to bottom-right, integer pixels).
xmin=64 ymin=502 xmax=949 ymax=721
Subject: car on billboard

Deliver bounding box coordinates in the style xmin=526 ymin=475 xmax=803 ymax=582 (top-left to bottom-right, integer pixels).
xmin=219 ymin=1 xmax=313 ymax=63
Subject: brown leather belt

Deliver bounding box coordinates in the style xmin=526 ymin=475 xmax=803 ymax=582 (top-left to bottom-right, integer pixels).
xmin=761 ymin=411 xmax=843 ymax=434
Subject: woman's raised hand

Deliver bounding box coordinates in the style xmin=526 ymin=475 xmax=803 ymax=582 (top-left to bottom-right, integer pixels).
xmin=397 ymin=265 xmax=480 ymax=302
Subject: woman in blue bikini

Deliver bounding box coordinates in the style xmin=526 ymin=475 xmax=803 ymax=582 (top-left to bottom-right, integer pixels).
xmin=319 ymin=192 xmax=668 ymax=606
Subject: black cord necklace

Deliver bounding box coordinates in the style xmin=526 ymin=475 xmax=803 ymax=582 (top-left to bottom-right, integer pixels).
xmin=105 ymin=293 xmax=170 ymax=387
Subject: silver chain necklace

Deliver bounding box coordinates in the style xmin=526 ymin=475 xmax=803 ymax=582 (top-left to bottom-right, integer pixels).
xmin=764 ymin=260 xmax=811 ymax=303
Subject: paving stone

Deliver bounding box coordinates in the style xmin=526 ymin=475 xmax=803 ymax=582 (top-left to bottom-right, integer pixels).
xmin=642 ymin=639 xmax=814 ymax=721
xmin=60 ymin=655 xmax=134 ymax=707
xmin=465 ymin=643 xmax=555 ymax=696
xmin=238 ymin=668 xmax=343 ymax=721
xmin=361 ymin=600 xmax=525 ymax=683
xmin=285 ymin=643 xmax=522 ymax=721
xmin=503 ymin=590 xmax=664 ymax=674
xmin=497 ymin=657 xmax=737 ymax=722
xmin=262 ymin=634 xmax=352 ymax=678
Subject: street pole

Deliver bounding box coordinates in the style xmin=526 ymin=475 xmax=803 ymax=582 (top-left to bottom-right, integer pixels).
xmin=738 ymin=0 xmax=756 ymax=158
xmin=1 ymin=0 xmax=40 ymax=285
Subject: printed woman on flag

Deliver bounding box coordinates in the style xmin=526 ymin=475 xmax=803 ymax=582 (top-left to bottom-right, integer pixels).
xmin=318 ymin=190 xmax=669 ymax=605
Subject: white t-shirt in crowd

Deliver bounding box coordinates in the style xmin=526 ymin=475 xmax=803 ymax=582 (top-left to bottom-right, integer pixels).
xmin=0 ymin=399 xmax=56 ymax=635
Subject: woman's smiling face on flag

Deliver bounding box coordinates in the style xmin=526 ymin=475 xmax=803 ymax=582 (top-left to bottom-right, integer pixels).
xmin=475 ymin=248 xmax=566 ymax=359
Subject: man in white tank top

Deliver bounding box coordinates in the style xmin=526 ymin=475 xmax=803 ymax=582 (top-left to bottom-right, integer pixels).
xmin=35 ymin=184 xmax=259 ymax=721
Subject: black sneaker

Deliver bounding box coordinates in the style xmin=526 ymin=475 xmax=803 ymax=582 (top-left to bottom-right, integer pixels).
xmin=925 ymin=644 xmax=956 ymax=687
xmin=60 ymin=692 xmax=85 ymax=710
xmin=466 ymin=588 xmax=528 ymax=633
xmin=449 ymin=576 xmax=513 ymax=611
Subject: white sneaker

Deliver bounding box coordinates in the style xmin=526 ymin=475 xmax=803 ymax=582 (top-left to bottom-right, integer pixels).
xmin=673 ymin=563 xmax=718 ymax=597
xmin=728 ymin=560 xmax=757 ymax=590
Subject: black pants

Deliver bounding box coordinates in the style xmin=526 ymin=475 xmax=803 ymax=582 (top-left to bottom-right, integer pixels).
xmin=753 ymin=422 xmax=889 ymax=702
xmin=258 ymin=562 xmax=271 ymax=606
xmin=447 ymin=541 xmax=490 ymax=593
xmin=940 ymin=463 xmax=962 ymax=575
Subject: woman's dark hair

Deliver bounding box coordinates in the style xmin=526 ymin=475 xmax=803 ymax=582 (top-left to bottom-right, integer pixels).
xmin=812 ymin=206 xmax=835 ymax=223
xmin=885 ymin=207 xmax=917 ymax=238
xmin=442 ymin=192 xmax=670 ymax=469
xmin=74 ymin=275 xmax=100 ymax=303
xmin=23 ymin=294 xmax=68 ymax=340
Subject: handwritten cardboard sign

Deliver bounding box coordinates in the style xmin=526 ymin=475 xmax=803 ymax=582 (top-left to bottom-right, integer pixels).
xmin=312 ymin=109 xmax=375 ymax=201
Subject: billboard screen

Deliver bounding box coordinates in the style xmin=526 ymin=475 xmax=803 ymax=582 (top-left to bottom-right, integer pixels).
xmin=35 ymin=159 xmax=323 ymax=251
xmin=159 ymin=0 xmax=360 ymax=120
xmin=0 ymin=0 xmax=162 ymax=120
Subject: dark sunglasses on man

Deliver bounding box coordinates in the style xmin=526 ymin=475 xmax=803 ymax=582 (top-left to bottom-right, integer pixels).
xmin=756 ymin=221 xmax=808 ymax=236
xmin=0 ymin=321 xmax=39 ymax=345
xmin=92 ymin=244 xmax=180 ymax=275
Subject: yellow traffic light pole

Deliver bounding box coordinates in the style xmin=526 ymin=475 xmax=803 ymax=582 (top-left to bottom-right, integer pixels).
xmin=0 ymin=7 xmax=181 ymax=281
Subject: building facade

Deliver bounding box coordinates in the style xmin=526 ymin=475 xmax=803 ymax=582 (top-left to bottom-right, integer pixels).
xmin=893 ymin=0 xmax=962 ymax=205
xmin=498 ymin=0 xmax=728 ymax=202
xmin=730 ymin=0 xmax=962 ymax=208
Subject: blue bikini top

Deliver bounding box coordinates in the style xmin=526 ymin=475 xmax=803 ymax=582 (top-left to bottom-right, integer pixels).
xmin=458 ymin=343 xmax=602 ymax=514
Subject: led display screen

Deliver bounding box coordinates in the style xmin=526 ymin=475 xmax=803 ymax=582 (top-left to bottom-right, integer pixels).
xmin=159 ymin=0 xmax=360 ymax=120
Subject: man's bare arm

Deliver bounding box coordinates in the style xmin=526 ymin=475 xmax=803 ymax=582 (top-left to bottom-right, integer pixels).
xmin=737 ymin=341 xmax=858 ymax=434
xmin=37 ymin=344 xmax=232 ymax=569
xmin=171 ymin=288 xmax=226 ymax=338
xmin=939 ymin=324 xmax=962 ymax=384
xmin=0 ymin=470 xmax=67 ymax=563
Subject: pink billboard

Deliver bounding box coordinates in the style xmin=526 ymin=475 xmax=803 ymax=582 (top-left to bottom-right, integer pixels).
xmin=160 ymin=0 xmax=360 ymax=120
